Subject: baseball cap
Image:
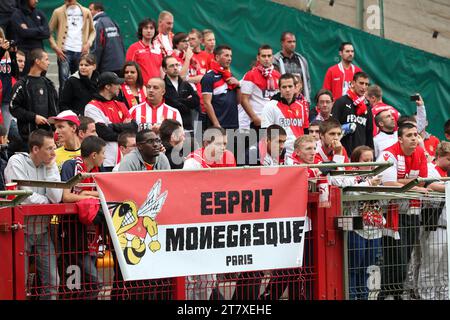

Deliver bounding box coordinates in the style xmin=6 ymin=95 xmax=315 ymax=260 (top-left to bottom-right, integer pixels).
xmin=98 ymin=71 xmax=125 ymax=88
xmin=48 ymin=110 xmax=81 ymax=126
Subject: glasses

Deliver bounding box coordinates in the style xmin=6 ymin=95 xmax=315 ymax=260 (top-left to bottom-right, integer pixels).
xmin=140 ymin=138 xmax=162 ymax=145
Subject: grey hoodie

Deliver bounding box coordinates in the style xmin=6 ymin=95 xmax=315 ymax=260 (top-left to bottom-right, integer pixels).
xmin=118 ymin=149 xmax=170 ymax=172
xmin=4 ymin=153 xmax=63 ymax=234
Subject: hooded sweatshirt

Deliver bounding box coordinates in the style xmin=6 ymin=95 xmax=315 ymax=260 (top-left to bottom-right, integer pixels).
xmin=4 ymin=152 xmax=63 ymax=234
xmin=11 ymin=0 xmax=50 ymax=52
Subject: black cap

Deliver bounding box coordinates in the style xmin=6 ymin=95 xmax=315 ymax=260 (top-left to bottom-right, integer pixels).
xmin=98 ymin=72 xmax=125 ymax=88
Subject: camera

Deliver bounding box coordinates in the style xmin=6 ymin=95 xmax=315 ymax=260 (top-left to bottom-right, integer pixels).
xmin=410 ymin=94 xmax=420 ymax=102
xmin=8 ymin=40 xmax=17 ymax=48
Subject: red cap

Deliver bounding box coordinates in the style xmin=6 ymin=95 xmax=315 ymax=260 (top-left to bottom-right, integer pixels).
xmin=48 ymin=110 xmax=80 ymax=127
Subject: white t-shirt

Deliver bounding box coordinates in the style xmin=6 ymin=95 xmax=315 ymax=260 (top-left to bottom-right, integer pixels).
xmin=65 ymin=5 xmax=83 ymax=52
xmin=373 ymin=131 xmax=398 ymax=158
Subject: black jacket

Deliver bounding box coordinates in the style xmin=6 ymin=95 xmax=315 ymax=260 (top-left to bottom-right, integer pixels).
xmin=9 ymin=75 xmax=59 ymax=142
xmin=331 ymin=94 xmax=374 ymax=155
xmin=59 ymin=71 xmax=99 ymax=116
xmin=91 ymin=12 xmax=125 ymax=72
xmin=11 ymin=0 xmax=49 ymax=52
xmin=163 ymin=75 xmax=200 ymax=131
xmin=89 ymin=93 xmax=138 ymax=142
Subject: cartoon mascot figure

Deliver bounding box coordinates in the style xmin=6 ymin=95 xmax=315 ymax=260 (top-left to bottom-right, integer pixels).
xmin=111 ymin=179 xmax=168 ymax=265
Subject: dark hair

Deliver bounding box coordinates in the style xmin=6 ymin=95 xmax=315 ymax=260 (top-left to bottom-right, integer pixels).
xmin=397 ymin=115 xmax=416 ymax=127
xmin=319 ymin=118 xmax=341 ymax=135
xmin=162 ymin=55 xmax=178 ymax=69
xmin=445 ymin=119 xmax=450 ymax=136
xmin=79 ymin=116 xmax=96 ymax=132
xmin=117 ymin=131 xmax=136 ymax=148
xmin=213 ymin=45 xmax=232 ymax=57
xmin=137 ymin=18 xmax=157 ymax=42
xmin=203 ymin=127 xmax=226 ymax=143
xmin=398 ymin=122 xmax=417 ymax=138
xmin=136 ymin=129 xmax=154 ymax=144
xmin=315 ymin=89 xmax=333 ymax=104
xmin=280 ymin=31 xmax=295 ymax=42
xmin=258 ymin=44 xmax=272 ymax=55
xmin=16 ymin=50 xmax=26 ymax=57
xmin=29 ymin=48 xmax=46 ymax=67
xmin=353 ymin=71 xmax=369 ymax=82
xmin=79 ymin=53 xmax=96 ymax=66
xmin=266 ymin=124 xmax=287 ymax=141
xmin=350 ymin=145 xmax=374 ymax=163
xmin=81 ymin=135 xmax=106 ymax=158
xmin=309 ymin=120 xmax=322 ymax=128
xmin=173 ymin=32 xmax=188 ymax=48
xmin=89 ymin=2 xmax=104 ymax=11
xmin=339 ymin=42 xmax=353 ymax=51
xmin=121 ymin=61 xmax=144 ymax=88
xmin=159 ymin=119 xmax=182 ymax=143
xmin=278 ymin=73 xmax=296 ymax=87
xmin=28 ymin=129 xmax=53 ymax=151
xmin=374 ymin=110 xmax=389 ymax=128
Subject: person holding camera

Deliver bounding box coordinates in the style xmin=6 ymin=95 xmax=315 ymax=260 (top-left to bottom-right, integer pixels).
xmin=0 ymin=27 xmax=20 ymax=140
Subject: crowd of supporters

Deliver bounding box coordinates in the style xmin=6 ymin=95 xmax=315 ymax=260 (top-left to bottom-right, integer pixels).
xmin=0 ymin=0 xmax=449 ymax=300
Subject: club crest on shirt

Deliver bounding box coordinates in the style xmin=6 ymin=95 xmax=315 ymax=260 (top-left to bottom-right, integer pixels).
xmin=383 ymin=153 xmax=390 ymax=162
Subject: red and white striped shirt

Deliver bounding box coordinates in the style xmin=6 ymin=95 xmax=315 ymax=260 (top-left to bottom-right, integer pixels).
xmin=129 ymin=100 xmax=183 ymax=127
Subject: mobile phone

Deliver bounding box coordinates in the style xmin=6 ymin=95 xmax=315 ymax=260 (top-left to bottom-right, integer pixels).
xmin=410 ymin=94 xmax=420 ymax=102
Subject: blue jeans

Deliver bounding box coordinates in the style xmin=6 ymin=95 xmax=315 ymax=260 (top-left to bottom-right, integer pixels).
xmin=348 ymin=232 xmax=382 ymax=300
xmin=57 ymin=50 xmax=81 ymax=91
xmin=2 ymin=102 xmax=19 ymax=138
xmin=25 ymin=232 xmax=60 ymax=300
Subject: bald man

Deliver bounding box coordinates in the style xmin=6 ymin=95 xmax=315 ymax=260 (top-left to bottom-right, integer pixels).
xmin=153 ymin=10 xmax=174 ymax=57
xmin=129 ymin=77 xmax=183 ymax=133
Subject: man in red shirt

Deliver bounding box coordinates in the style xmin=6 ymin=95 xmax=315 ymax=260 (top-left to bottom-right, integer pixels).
xmin=377 ymin=122 xmax=428 ymax=300
xmin=322 ymin=42 xmax=362 ymax=100
xmin=126 ymin=18 xmax=163 ymax=84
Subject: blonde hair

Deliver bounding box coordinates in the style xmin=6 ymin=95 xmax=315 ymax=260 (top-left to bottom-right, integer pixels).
xmin=158 ymin=11 xmax=173 ymax=23
xmin=294 ymin=135 xmax=316 ymax=150
xmin=436 ymin=141 xmax=450 ymax=158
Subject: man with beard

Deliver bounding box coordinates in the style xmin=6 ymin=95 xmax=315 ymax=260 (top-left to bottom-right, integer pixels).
xmin=373 ymin=109 xmax=397 ymax=158
xmin=323 ymin=42 xmax=363 ymax=100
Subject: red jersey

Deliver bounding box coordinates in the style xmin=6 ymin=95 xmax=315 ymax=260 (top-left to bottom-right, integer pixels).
xmin=129 ymin=100 xmax=183 ymax=126
xmin=371 ymin=102 xmax=400 ymax=136
xmin=322 ymin=62 xmax=362 ymax=100
xmin=126 ymin=41 xmax=163 ymax=84
xmin=190 ymin=51 xmax=212 ymax=113
xmin=424 ymin=134 xmax=440 ymax=157
xmin=378 ymin=142 xmax=428 ymax=183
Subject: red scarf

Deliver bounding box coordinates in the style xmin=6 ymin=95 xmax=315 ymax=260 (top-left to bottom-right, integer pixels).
xmin=121 ymin=84 xmax=145 ymax=109
xmin=73 ymin=156 xmax=100 ymax=194
xmin=154 ymin=32 xmax=174 ymax=57
xmin=347 ymin=89 xmax=368 ymax=116
xmin=210 ymin=60 xmax=237 ymax=90
xmin=255 ymin=62 xmax=276 ymax=91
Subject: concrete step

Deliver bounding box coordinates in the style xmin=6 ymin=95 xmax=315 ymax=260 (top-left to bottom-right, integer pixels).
xmin=47 ymin=52 xmax=59 ymax=90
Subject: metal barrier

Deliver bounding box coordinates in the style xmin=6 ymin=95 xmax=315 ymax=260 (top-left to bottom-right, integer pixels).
xmin=339 ymin=184 xmax=449 ymax=300
xmin=6 ymin=162 xmax=420 ymax=300
xmin=0 ymin=185 xmax=344 ymax=300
